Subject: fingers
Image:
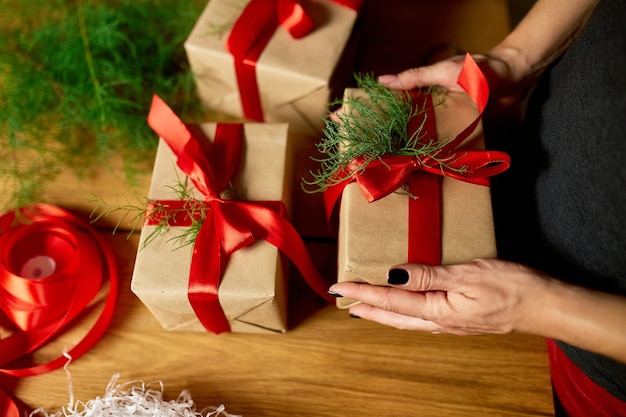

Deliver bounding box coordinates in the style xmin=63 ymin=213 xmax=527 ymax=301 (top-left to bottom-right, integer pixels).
xmin=349 ymin=303 xmax=441 ymax=332
xmin=332 ymin=57 xmax=467 ymax=123
xmin=378 ymin=68 xmax=434 ymax=90
xmin=386 ymin=263 xmax=460 ymax=292
xmin=328 ymin=262 xmax=485 ymax=302
xmin=329 ymin=106 xmax=343 ymax=122
xmin=378 ymin=57 xmax=467 ymax=91
xmin=327 ymin=264 xmax=460 ymax=317
xmin=328 ymin=280 xmax=452 ymax=321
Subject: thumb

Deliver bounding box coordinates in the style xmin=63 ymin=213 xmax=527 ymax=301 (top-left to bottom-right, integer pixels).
xmin=387 ymin=263 xmax=457 ymax=292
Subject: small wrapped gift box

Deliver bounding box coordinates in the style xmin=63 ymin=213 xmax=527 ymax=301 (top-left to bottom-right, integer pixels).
xmin=131 ymin=96 xmax=329 ymax=333
xmin=325 ymin=55 xmax=510 ymax=308
xmin=183 ymin=0 xmax=362 ymax=137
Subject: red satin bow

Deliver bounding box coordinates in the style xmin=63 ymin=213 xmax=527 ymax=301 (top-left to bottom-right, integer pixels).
xmin=147 ymin=95 xmax=332 ymax=334
xmin=345 ymin=147 xmax=510 ymax=204
xmin=0 ymin=204 xmax=119 ymax=417
xmin=226 ymin=0 xmax=362 ymax=121
xmin=323 ymin=54 xmax=511 ymax=264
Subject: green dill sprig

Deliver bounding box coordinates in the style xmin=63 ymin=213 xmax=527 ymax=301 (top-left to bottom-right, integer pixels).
xmin=89 ymin=170 xmax=211 ymax=250
xmin=302 ymin=73 xmax=453 ymax=193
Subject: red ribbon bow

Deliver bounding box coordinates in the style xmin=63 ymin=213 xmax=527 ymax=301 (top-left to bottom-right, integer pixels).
xmin=323 ymin=54 xmax=511 ymax=264
xmin=0 ymin=204 xmax=119 ymax=417
xmin=226 ymin=0 xmax=362 ymax=121
xmin=147 ymin=95 xmax=332 ymax=334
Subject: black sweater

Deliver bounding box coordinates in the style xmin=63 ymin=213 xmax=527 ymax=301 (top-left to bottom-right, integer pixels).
xmin=488 ymin=0 xmax=626 ymax=401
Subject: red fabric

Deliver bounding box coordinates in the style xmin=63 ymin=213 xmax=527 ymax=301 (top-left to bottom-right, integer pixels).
xmin=548 ymin=339 xmax=626 ymax=416
xmin=0 ymin=390 xmax=18 ymax=417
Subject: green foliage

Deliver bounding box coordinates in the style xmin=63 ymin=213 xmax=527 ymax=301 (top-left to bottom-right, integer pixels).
xmin=89 ymin=169 xmax=211 ymax=250
xmin=302 ymin=73 xmax=452 ymax=193
xmin=0 ymin=0 xmax=207 ymax=212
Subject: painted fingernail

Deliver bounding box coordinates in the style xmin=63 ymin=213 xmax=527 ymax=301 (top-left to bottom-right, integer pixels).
xmin=387 ymin=268 xmax=409 ymax=285
xmin=327 ymin=290 xmax=343 ymax=298
xmin=349 ymin=313 xmax=361 ymax=319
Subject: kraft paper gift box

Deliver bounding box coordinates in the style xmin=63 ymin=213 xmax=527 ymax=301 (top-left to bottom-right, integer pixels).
xmin=329 ymin=57 xmax=510 ymax=309
xmin=183 ymin=0 xmax=361 ymax=137
xmin=131 ymin=105 xmax=296 ymax=333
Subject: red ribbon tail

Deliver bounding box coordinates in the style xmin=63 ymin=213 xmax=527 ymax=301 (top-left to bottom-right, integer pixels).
xmin=322 ymin=179 xmax=352 ymax=235
xmin=238 ymin=203 xmax=333 ymax=303
xmin=0 ymin=389 xmax=19 ymax=417
xmin=187 ymin=212 xmax=231 ymax=334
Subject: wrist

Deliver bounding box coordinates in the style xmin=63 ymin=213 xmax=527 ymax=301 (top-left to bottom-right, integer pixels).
xmin=513 ymin=270 xmax=566 ymax=337
xmin=485 ymin=45 xmax=531 ymax=84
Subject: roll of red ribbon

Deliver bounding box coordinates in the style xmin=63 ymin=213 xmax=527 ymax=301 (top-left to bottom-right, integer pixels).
xmin=0 ymin=204 xmax=119 ymax=416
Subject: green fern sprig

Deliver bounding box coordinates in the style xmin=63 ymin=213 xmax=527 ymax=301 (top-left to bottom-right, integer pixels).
xmin=302 ymin=73 xmax=462 ymax=193
xmin=139 ymin=199 xmax=208 ymax=251
xmin=88 ymin=193 xmax=150 ymax=238
xmin=89 ymin=169 xmax=213 ymax=250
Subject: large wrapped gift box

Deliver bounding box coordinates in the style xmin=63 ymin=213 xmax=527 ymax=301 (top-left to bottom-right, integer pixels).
xmin=331 ymin=59 xmax=509 ymax=309
xmin=131 ymin=117 xmax=294 ymax=333
xmin=183 ymin=0 xmax=361 ymax=137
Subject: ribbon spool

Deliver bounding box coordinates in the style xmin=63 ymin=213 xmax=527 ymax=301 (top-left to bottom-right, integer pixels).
xmin=0 ymin=204 xmax=119 ymax=417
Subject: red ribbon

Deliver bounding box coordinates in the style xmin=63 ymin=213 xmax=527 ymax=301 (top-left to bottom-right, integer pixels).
xmin=0 ymin=204 xmax=119 ymax=417
xmin=547 ymin=339 xmax=626 ymax=416
xmin=225 ymin=0 xmax=362 ymax=121
xmin=323 ymin=53 xmax=511 ymax=264
xmin=147 ymin=95 xmax=332 ymax=334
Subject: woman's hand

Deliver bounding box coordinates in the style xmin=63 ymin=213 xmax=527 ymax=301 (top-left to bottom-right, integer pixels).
xmin=328 ymin=259 xmax=555 ymax=336
xmin=329 ymin=259 xmax=626 ymax=363
xmin=378 ymin=53 xmax=531 ymax=116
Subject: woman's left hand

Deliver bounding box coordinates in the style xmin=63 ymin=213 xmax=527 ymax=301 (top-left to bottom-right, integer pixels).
xmin=328 ymin=259 xmax=555 ymax=336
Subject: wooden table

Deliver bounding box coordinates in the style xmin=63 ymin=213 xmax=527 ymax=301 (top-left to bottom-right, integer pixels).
xmin=7 ymin=233 xmax=554 ymax=417
xmin=2 ymin=1 xmax=555 ymax=416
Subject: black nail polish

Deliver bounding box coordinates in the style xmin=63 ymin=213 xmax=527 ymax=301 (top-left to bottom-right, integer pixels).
xmin=387 ymin=268 xmax=409 ymax=285
xmin=327 ymin=290 xmax=343 ymax=298
xmin=349 ymin=313 xmax=361 ymax=319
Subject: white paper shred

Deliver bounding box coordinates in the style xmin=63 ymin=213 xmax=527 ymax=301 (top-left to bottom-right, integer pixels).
xmin=29 ymin=373 xmax=241 ymax=417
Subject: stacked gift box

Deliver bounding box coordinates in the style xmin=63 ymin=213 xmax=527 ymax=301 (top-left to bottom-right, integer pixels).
xmin=183 ymin=0 xmax=362 ymax=136
xmin=130 ymin=0 xmax=363 ymax=334
xmin=129 ymin=0 xmax=510 ymax=333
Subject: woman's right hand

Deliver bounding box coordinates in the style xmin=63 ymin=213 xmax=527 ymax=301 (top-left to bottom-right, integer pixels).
xmin=377 ymin=53 xmax=532 ymax=116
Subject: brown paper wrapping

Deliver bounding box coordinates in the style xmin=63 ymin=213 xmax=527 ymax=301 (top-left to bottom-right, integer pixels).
xmin=183 ymin=0 xmax=359 ymax=136
xmin=131 ymin=123 xmax=293 ymax=333
xmin=336 ymin=90 xmax=497 ymax=308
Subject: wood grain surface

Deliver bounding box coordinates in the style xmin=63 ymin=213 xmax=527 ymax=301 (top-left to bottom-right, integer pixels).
xmin=9 ymin=233 xmax=554 ymax=417
xmin=3 ymin=1 xmax=556 ymax=416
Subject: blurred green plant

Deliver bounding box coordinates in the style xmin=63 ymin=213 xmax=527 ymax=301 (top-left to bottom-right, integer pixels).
xmin=0 ymin=0 xmax=207 ymax=211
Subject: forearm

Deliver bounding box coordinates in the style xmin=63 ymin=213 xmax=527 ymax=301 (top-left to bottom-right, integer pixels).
xmin=488 ymin=0 xmax=599 ymax=81
xmin=523 ymin=278 xmax=626 ymax=364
